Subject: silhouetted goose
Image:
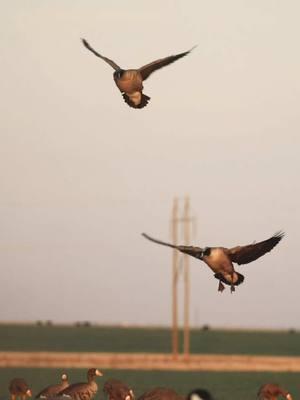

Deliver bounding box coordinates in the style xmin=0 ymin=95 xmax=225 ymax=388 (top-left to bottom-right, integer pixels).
xmin=142 ymin=231 xmax=284 ymax=292
xmin=36 ymin=373 xmax=69 ymax=398
xmin=81 ymin=38 xmax=195 ymax=109
xmin=9 ymin=378 xmax=32 ymax=400
xmin=58 ymin=368 xmax=102 ymax=400
xmin=258 ymin=383 xmax=293 ymax=400
xmin=103 ymin=379 xmax=134 ymax=400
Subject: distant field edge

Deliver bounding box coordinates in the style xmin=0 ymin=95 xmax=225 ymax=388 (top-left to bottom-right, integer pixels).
xmin=1 ymin=352 xmax=300 ymax=372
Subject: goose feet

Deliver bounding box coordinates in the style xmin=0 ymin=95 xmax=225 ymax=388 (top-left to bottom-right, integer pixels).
xmin=218 ymin=281 xmax=225 ymax=292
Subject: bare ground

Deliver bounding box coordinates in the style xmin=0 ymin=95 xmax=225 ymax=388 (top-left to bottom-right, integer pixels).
xmin=1 ymin=352 xmax=300 ymax=372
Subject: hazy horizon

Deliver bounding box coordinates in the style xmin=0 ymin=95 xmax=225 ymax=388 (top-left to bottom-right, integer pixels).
xmin=1 ymin=1 xmax=300 ymax=329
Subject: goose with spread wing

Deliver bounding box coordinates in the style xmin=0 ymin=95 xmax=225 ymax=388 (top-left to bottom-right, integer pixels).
xmin=142 ymin=231 xmax=284 ymax=292
xmin=81 ymin=38 xmax=195 ymax=109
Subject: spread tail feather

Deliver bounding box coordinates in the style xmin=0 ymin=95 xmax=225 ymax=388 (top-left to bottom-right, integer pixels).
xmin=122 ymin=93 xmax=150 ymax=109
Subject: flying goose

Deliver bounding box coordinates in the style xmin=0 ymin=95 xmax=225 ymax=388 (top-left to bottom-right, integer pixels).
xmin=81 ymin=38 xmax=195 ymax=109
xmin=9 ymin=378 xmax=32 ymax=400
xmin=36 ymin=373 xmax=69 ymax=398
xmin=58 ymin=368 xmax=102 ymax=400
xmin=258 ymin=383 xmax=293 ymax=400
xmin=142 ymin=231 xmax=284 ymax=292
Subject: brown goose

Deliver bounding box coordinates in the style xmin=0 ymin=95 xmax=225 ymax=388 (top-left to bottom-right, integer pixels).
xmin=81 ymin=38 xmax=195 ymax=109
xmin=103 ymin=379 xmax=134 ymax=400
xmin=36 ymin=373 xmax=69 ymax=398
xmin=142 ymin=231 xmax=284 ymax=292
xmin=258 ymin=383 xmax=293 ymax=399
xmin=139 ymin=388 xmax=214 ymax=400
xmin=103 ymin=381 xmax=214 ymax=400
xmin=58 ymin=368 xmax=102 ymax=400
xmin=9 ymin=378 xmax=32 ymax=400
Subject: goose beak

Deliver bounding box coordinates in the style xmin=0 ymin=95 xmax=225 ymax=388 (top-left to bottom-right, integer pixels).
xmin=95 ymin=369 xmax=103 ymax=376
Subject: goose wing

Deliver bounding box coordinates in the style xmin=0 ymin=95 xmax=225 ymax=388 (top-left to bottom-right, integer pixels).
xmin=139 ymin=46 xmax=196 ymax=81
xmin=142 ymin=233 xmax=203 ymax=258
xmin=228 ymin=232 xmax=284 ymax=265
xmin=81 ymin=38 xmax=121 ymax=70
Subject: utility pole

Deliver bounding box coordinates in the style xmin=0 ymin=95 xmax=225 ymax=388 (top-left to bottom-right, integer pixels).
xmin=171 ymin=198 xmax=179 ymax=359
xmin=171 ymin=197 xmax=194 ymax=360
xmin=183 ymin=196 xmax=190 ymax=358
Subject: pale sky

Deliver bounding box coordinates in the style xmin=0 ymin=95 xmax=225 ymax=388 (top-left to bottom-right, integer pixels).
xmin=1 ymin=1 xmax=300 ymax=329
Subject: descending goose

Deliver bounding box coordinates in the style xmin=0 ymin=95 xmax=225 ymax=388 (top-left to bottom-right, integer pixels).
xmin=103 ymin=379 xmax=134 ymax=400
xmin=58 ymin=368 xmax=102 ymax=400
xmin=9 ymin=378 xmax=32 ymax=400
xmin=81 ymin=38 xmax=195 ymax=109
xmin=258 ymin=383 xmax=293 ymax=400
xmin=142 ymin=231 xmax=284 ymax=292
xmin=36 ymin=373 xmax=69 ymax=398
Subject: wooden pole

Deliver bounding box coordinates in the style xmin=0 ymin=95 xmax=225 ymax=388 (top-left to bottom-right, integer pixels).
xmin=172 ymin=197 xmax=179 ymax=359
xmin=183 ymin=196 xmax=190 ymax=358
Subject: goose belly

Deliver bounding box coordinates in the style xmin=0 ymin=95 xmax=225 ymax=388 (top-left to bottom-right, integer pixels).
xmin=116 ymin=71 xmax=143 ymax=93
xmin=203 ymin=248 xmax=233 ymax=273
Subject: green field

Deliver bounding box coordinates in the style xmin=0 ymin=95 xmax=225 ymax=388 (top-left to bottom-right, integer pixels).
xmin=0 ymin=368 xmax=299 ymax=400
xmin=0 ymin=325 xmax=299 ymax=400
xmin=0 ymin=324 xmax=299 ymax=355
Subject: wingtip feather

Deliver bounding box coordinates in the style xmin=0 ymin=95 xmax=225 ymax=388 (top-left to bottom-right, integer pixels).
xmin=273 ymin=231 xmax=285 ymax=240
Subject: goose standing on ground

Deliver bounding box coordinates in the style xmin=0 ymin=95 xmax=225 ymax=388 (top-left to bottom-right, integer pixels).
xmin=139 ymin=388 xmax=214 ymax=400
xmin=36 ymin=373 xmax=69 ymax=398
xmin=103 ymin=379 xmax=134 ymax=400
xmin=103 ymin=381 xmax=215 ymax=400
xmin=142 ymin=231 xmax=284 ymax=292
xmin=9 ymin=378 xmax=32 ymax=400
xmin=258 ymin=383 xmax=293 ymax=399
xmin=187 ymin=389 xmax=215 ymax=400
xmin=81 ymin=38 xmax=195 ymax=109
xmin=58 ymin=368 xmax=102 ymax=400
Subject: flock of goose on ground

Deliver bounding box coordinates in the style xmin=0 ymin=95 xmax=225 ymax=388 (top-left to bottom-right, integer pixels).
xmin=8 ymin=370 xmax=293 ymax=400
